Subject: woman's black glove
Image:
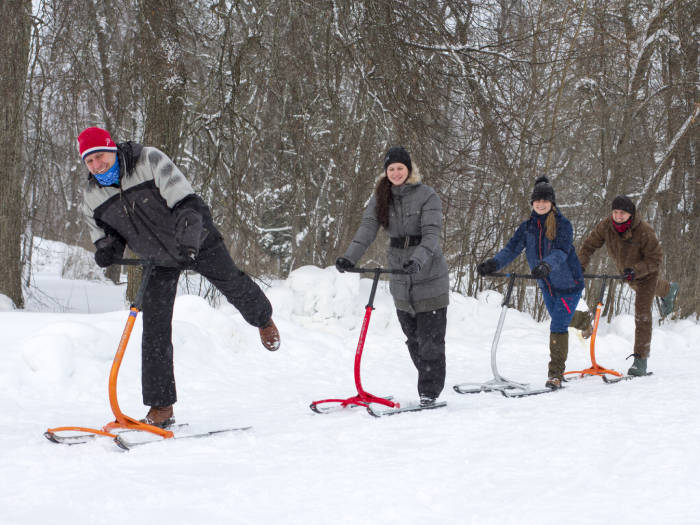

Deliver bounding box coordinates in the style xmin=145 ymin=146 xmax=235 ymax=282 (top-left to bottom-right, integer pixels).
xmin=532 ymin=261 xmax=552 ymax=279
xmin=335 ymin=257 xmax=354 ymax=273
xmin=402 ymin=259 xmax=421 ymax=274
xmin=623 ymin=268 xmax=635 ymax=282
xmin=477 ymin=258 xmax=499 ymax=276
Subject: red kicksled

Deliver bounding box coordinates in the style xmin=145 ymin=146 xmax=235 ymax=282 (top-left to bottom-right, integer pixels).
xmin=44 ymin=259 xmax=185 ymax=445
xmin=310 ymin=267 xmax=405 ymax=414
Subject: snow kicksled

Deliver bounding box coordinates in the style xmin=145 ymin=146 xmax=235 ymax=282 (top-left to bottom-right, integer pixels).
xmin=310 ymin=267 xmax=405 ymax=415
xmin=310 ymin=397 xmax=393 ymax=414
xmin=367 ymin=400 xmax=447 ymax=417
xmin=452 ymin=273 xmax=549 ymax=397
xmin=44 ymin=423 xmax=190 ymax=446
xmin=564 ymin=274 xmax=626 ymax=381
xmin=44 ymin=259 xmax=250 ymax=450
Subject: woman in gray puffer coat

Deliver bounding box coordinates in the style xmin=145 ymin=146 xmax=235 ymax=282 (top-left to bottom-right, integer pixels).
xmin=335 ymin=146 xmax=449 ymax=405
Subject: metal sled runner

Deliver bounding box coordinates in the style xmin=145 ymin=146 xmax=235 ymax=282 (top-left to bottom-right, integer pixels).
xmin=45 ymin=259 xmax=190 ymax=445
xmin=310 ymin=267 xmax=405 ymax=413
xmin=564 ymin=274 xmax=625 ymax=379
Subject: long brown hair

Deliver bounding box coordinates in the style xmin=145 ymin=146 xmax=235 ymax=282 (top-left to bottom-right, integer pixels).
xmin=375 ymin=176 xmax=392 ymax=229
xmin=545 ymin=206 xmax=557 ymax=240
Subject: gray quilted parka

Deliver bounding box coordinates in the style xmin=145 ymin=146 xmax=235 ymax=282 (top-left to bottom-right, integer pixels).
xmin=343 ymin=168 xmax=449 ymax=314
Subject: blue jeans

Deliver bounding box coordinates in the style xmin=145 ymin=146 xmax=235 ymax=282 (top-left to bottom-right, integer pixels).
xmin=542 ymin=290 xmax=582 ymax=333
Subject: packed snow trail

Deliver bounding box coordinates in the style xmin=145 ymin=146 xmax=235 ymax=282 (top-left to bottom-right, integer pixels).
xmin=1 ymin=242 xmax=698 ymax=524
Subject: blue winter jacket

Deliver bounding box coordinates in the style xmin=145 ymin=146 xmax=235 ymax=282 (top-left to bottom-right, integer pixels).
xmin=493 ymin=209 xmax=584 ymax=297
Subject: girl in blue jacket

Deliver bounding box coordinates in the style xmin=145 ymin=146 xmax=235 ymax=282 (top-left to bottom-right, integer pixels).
xmin=477 ymin=177 xmax=584 ymax=389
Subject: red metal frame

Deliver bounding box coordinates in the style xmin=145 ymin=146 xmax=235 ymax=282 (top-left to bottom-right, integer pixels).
xmin=310 ymin=268 xmax=400 ymax=412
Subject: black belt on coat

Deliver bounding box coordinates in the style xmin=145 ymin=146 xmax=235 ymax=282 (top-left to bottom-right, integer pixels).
xmin=389 ymin=235 xmax=422 ymax=249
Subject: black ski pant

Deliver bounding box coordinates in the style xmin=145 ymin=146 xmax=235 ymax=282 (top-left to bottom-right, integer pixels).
xmin=396 ymin=307 xmax=447 ymax=399
xmin=141 ymin=238 xmax=272 ymax=407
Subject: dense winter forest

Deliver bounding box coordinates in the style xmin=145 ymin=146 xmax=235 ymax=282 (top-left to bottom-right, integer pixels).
xmin=0 ymin=0 xmax=698 ymax=317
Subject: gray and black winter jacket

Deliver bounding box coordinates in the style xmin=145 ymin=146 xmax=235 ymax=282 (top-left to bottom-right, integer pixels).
xmin=343 ymin=168 xmax=449 ymax=314
xmin=81 ymin=142 xmax=219 ymax=264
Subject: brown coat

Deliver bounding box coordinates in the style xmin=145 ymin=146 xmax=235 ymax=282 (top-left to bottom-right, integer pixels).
xmin=578 ymin=214 xmax=668 ymax=358
xmin=578 ymin=214 xmax=663 ymax=279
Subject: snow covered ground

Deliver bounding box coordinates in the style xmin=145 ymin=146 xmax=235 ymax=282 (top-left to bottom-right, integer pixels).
xmin=1 ymin=239 xmax=699 ymax=525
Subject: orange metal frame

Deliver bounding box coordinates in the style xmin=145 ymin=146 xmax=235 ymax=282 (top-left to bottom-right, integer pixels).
xmin=564 ymin=275 xmax=624 ymax=379
xmin=46 ymin=261 xmax=174 ymax=441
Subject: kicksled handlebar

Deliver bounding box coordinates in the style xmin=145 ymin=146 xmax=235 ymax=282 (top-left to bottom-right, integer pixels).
xmin=113 ymin=258 xmax=196 ymax=270
xmin=343 ymin=267 xmax=408 ymax=275
xmin=484 ymin=272 xmax=625 ymax=280
xmin=340 ymin=267 xmax=406 ymax=308
xmin=480 ymin=272 xmax=625 ymax=308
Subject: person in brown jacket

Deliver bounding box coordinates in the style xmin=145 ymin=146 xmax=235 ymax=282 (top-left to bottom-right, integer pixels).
xmin=577 ymin=195 xmax=679 ymax=376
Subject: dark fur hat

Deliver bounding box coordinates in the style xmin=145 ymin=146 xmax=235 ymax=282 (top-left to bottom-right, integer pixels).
xmin=383 ymin=146 xmax=412 ymax=173
xmin=611 ymin=195 xmax=635 ymax=216
xmin=530 ymin=176 xmax=555 ymax=204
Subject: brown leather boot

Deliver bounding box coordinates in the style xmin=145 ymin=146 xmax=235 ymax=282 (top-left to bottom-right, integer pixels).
xmin=141 ymin=405 xmax=175 ymax=428
xmin=259 ymin=319 xmax=280 ymax=351
xmin=581 ymin=324 xmax=593 ymax=339
xmin=570 ymin=310 xmax=593 ymax=338
xmin=545 ymin=377 xmax=562 ymax=389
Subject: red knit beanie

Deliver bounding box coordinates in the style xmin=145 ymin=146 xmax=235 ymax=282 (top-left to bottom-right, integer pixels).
xmin=77 ymin=127 xmax=117 ymax=160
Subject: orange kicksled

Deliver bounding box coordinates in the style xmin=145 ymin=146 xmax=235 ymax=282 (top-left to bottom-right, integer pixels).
xmin=564 ymin=274 xmax=625 ymax=379
xmin=45 ymin=259 xmax=184 ymax=445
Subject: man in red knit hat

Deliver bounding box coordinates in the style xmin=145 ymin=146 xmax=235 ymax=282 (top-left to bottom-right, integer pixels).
xmin=577 ymin=195 xmax=678 ymax=377
xmin=77 ymin=126 xmax=280 ymax=427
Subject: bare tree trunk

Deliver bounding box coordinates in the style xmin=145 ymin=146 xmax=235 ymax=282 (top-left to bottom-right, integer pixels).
xmin=0 ymin=0 xmax=32 ymax=308
xmin=138 ymin=0 xmax=187 ymax=154
xmin=124 ymin=0 xmax=189 ymax=302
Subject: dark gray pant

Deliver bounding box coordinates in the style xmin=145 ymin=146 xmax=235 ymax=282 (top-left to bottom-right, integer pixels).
xmin=141 ymin=239 xmax=272 ymax=407
xmin=630 ymin=273 xmax=670 ymax=358
xmin=396 ymin=307 xmax=447 ymax=399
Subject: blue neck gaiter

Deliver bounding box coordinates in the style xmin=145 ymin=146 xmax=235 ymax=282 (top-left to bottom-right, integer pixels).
xmin=94 ymin=159 xmax=120 ymax=186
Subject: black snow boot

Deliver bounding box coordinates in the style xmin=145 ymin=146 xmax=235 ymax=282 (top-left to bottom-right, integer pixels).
xmin=660 ymin=282 xmax=679 ymax=317
xmin=627 ymin=355 xmax=648 ymax=376
xmin=419 ymin=394 xmax=437 ymax=407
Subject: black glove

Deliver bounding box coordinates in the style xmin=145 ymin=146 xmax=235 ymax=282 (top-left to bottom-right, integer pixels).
xmin=532 ymin=261 xmax=551 ymax=279
xmin=402 ymin=259 xmax=421 ymax=274
xmin=477 ymin=258 xmax=499 ymax=276
xmin=335 ymin=257 xmax=354 ymax=273
xmin=94 ymin=247 xmax=116 ymax=268
xmin=94 ymin=235 xmax=125 ymax=268
xmin=174 ymin=197 xmax=207 ymax=260
xmin=623 ymin=268 xmax=635 ymax=282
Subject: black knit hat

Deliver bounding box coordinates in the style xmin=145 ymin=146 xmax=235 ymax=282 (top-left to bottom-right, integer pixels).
xmin=530 ymin=176 xmax=555 ymax=204
xmin=611 ymin=195 xmax=635 ymax=215
xmin=383 ymin=146 xmax=412 ymax=173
